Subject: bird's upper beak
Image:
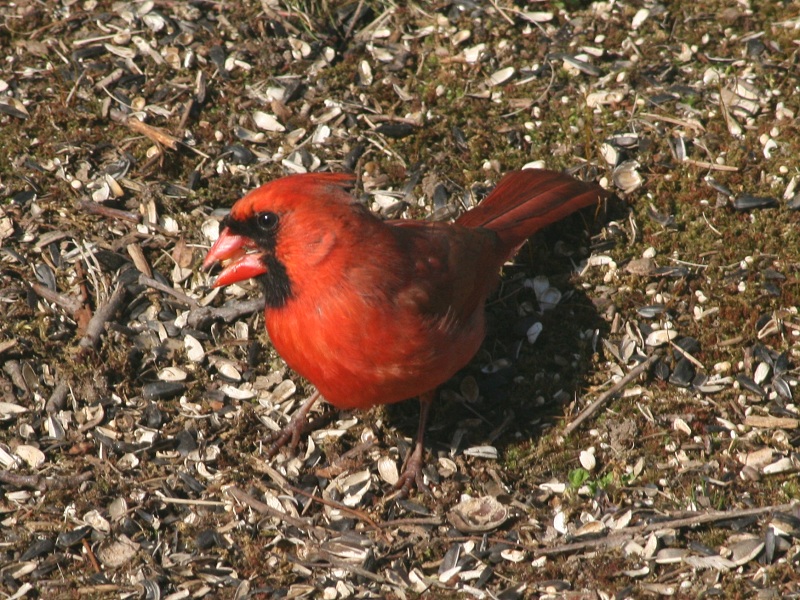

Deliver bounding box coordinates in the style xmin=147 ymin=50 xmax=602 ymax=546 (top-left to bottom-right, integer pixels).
xmin=203 ymin=228 xmax=268 ymax=288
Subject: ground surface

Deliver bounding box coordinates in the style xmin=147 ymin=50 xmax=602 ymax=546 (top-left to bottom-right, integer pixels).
xmin=1 ymin=1 xmax=800 ymax=598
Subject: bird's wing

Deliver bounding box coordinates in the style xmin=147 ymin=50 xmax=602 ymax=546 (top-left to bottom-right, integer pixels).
xmin=388 ymin=221 xmax=504 ymax=327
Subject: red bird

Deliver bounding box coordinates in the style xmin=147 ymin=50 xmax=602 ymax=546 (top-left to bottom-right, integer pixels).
xmin=203 ymin=169 xmax=606 ymax=492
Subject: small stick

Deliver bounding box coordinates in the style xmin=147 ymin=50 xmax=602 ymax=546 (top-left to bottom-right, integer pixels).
xmin=29 ymin=281 xmax=84 ymax=317
xmin=82 ymin=538 xmax=102 ymax=573
xmin=0 ymin=470 xmax=93 ymax=492
xmin=78 ymin=200 xmax=140 ymax=224
xmin=343 ymin=0 xmax=365 ymax=40
xmin=670 ymin=340 xmax=705 ymax=370
xmin=563 ymin=354 xmax=659 ymax=436
xmin=683 ymin=158 xmax=739 ymax=172
xmin=118 ymin=114 xmax=179 ymax=150
xmin=534 ymin=501 xmax=798 ymax=557
xmin=177 ymin=98 xmax=195 ymax=131
xmin=185 ymin=297 xmax=265 ymax=328
xmin=78 ymin=283 xmax=127 ymax=350
xmin=45 ymin=381 xmax=70 ymax=413
xmin=286 ymin=479 xmax=391 ymax=542
xmin=251 ymin=457 xmax=391 ymax=542
xmin=639 ymin=112 xmax=706 ymax=133
xmin=225 ymin=485 xmax=316 ymax=531
xmin=379 ymin=516 xmax=443 ymax=528
xmin=157 ymin=497 xmax=227 ymax=507
xmin=139 ymin=274 xmax=199 ymax=309
xmin=445 ymin=502 xmax=798 ymax=559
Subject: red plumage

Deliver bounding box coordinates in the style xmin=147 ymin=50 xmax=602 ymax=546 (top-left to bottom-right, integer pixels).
xmin=203 ymin=169 xmax=606 ymax=492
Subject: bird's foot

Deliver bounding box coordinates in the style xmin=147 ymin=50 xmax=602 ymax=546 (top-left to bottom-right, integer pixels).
xmin=393 ymin=441 xmax=430 ymax=497
xmin=390 ymin=391 xmax=435 ymax=497
xmin=264 ymin=391 xmax=324 ymax=458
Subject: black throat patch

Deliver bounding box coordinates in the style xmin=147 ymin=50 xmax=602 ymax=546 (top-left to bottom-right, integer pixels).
xmin=223 ymin=215 xmax=293 ymax=309
xmin=258 ymin=253 xmax=293 ymax=308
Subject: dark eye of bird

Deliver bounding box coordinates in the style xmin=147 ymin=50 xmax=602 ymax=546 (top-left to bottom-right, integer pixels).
xmin=255 ymin=211 xmax=279 ymax=232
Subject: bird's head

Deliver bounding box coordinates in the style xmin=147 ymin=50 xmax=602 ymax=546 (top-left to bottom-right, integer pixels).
xmin=203 ymin=172 xmax=357 ymax=307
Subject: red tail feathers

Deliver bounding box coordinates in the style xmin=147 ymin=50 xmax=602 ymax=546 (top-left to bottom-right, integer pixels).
xmin=456 ymin=169 xmax=606 ymax=253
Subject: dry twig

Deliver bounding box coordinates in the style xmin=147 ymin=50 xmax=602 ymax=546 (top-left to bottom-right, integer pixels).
xmin=77 ymin=282 xmax=127 ymax=351
xmin=186 ymin=297 xmax=265 ymax=328
xmin=535 ymin=502 xmax=798 ymax=557
xmin=564 ymin=354 xmax=660 ymax=436
xmin=225 ymin=485 xmax=318 ymax=531
xmin=29 ymin=281 xmax=84 ymax=316
xmin=139 ymin=274 xmax=200 ymax=308
xmin=45 ymin=381 xmax=70 ymax=413
xmin=78 ymin=200 xmax=140 ymax=223
xmin=0 ymin=470 xmax=93 ymax=492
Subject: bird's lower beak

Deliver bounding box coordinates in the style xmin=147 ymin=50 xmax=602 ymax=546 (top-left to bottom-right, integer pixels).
xmin=203 ymin=228 xmax=267 ymax=288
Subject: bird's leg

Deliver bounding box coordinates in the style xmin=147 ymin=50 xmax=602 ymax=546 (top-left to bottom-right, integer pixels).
xmin=265 ymin=390 xmax=326 ymax=458
xmin=395 ymin=390 xmax=435 ymax=495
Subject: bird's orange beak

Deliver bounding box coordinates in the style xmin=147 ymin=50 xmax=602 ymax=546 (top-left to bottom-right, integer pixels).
xmin=203 ymin=228 xmax=268 ymax=288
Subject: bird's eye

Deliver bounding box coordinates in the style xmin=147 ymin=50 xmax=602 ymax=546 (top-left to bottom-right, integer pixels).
xmin=255 ymin=211 xmax=279 ymax=232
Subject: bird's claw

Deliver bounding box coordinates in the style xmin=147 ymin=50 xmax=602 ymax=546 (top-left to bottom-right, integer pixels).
xmin=264 ymin=424 xmax=302 ymax=459
xmin=263 ymin=391 xmax=324 ymax=459
xmin=392 ymin=444 xmax=431 ymax=497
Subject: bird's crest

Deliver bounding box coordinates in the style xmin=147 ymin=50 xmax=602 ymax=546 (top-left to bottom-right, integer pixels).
xmin=230 ymin=172 xmax=357 ymax=220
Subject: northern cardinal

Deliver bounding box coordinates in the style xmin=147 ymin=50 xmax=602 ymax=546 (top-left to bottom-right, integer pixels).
xmin=203 ymin=169 xmax=606 ymax=492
